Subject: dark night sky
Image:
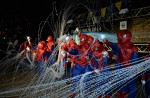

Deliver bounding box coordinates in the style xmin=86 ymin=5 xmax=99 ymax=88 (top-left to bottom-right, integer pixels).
xmin=0 ymin=0 xmax=63 ymax=41
xmin=0 ymin=0 xmax=149 ymax=43
xmin=0 ymin=0 xmax=61 ymax=21
xmin=0 ymin=0 xmax=149 ymax=31
xmin=0 ymin=0 xmax=149 ymax=23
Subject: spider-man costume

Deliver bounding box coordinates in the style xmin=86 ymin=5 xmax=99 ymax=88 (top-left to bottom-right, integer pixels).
xmin=105 ymin=30 xmax=138 ymax=98
xmin=92 ymin=40 xmax=110 ymax=98
xmin=46 ymin=36 xmax=55 ymax=53
xmin=69 ymin=34 xmax=94 ymax=77
xmin=45 ymin=36 xmax=55 ymax=67
xmin=62 ymin=38 xmax=79 ymax=78
xmin=35 ymin=41 xmax=47 ymax=77
xmin=92 ymin=40 xmax=109 ymax=70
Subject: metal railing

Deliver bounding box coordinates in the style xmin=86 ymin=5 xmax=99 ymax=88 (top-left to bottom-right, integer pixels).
xmin=104 ymin=43 xmax=149 ymax=53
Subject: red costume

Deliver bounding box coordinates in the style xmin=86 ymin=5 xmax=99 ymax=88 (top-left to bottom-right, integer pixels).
xmin=36 ymin=41 xmax=48 ymax=61
xmin=92 ymin=40 xmax=109 ymax=70
xmin=105 ymin=30 xmax=138 ymax=66
xmin=105 ymin=30 xmax=138 ymax=98
xmin=68 ymin=39 xmax=79 ymax=52
xmin=34 ymin=41 xmax=48 ymax=78
xmin=77 ymin=33 xmax=90 ymax=66
xmin=88 ymin=35 xmax=94 ymax=45
xmin=59 ymin=42 xmax=68 ymax=62
xmin=46 ymin=36 xmax=55 ymax=52
xmin=86 ymin=35 xmax=94 ymax=53
xmin=78 ymin=33 xmax=88 ymax=47
xmin=69 ymin=33 xmax=94 ymax=77
xmin=19 ymin=36 xmax=33 ymax=53
xmin=19 ymin=42 xmax=32 ymax=53
xmin=18 ymin=37 xmax=35 ymax=63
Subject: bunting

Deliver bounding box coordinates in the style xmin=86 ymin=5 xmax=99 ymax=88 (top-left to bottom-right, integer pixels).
xmin=101 ymin=8 xmax=106 ymax=17
xmin=107 ymin=4 xmax=114 ymax=14
xmin=115 ymin=1 xmax=122 ymax=11
xmin=88 ymin=11 xmax=93 ymax=18
xmin=77 ymin=0 xmax=126 ymax=19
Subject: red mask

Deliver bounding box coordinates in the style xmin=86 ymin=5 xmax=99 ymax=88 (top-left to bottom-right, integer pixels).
xmin=69 ymin=39 xmax=78 ymax=50
xmin=79 ymin=34 xmax=88 ymax=45
xmin=117 ymin=30 xmax=132 ymax=44
xmin=88 ymin=36 xmax=94 ymax=45
xmin=92 ymin=40 xmax=104 ymax=51
xmin=47 ymin=36 xmax=53 ymax=42
xmin=37 ymin=41 xmax=46 ymax=49
xmin=37 ymin=42 xmax=44 ymax=49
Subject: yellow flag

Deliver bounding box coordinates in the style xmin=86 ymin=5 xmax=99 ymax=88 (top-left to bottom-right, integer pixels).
xmin=115 ymin=1 xmax=122 ymax=11
xmin=101 ymin=8 xmax=106 ymax=17
xmin=88 ymin=11 xmax=93 ymax=18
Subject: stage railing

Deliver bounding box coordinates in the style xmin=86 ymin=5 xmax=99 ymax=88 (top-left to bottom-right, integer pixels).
xmin=104 ymin=43 xmax=149 ymax=53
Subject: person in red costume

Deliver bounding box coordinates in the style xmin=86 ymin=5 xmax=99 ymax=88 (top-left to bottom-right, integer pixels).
xmin=104 ymin=30 xmax=138 ymax=98
xmin=141 ymin=42 xmax=150 ymax=98
xmin=64 ymin=36 xmax=80 ymax=77
xmin=87 ymin=35 xmax=94 ymax=47
xmin=88 ymin=35 xmax=94 ymax=45
xmin=67 ymin=31 xmax=92 ymax=97
xmin=85 ymin=35 xmax=94 ymax=54
xmin=78 ymin=34 xmax=88 ymax=50
xmin=46 ymin=36 xmax=55 ymax=53
xmin=17 ymin=36 xmax=36 ymax=71
xmin=67 ymin=38 xmax=79 ymax=53
xmin=45 ymin=36 xmax=55 ymax=67
xmin=35 ymin=41 xmax=48 ymax=77
xmin=19 ymin=36 xmax=33 ymax=53
xmin=59 ymin=38 xmax=70 ymax=78
xmin=90 ymin=40 xmax=110 ymax=98
xmin=36 ymin=41 xmax=48 ymax=61
xmin=57 ymin=35 xmax=79 ymax=78
xmin=58 ymin=41 xmax=68 ymax=63
xmin=69 ymin=28 xmax=94 ymax=77
xmin=91 ymin=40 xmax=109 ymax=70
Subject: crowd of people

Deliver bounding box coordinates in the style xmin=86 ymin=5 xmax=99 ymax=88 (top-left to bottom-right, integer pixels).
xmin=0 ymin=27 xmax=150 ymax=98
xmin=56 ymin=29 xmax=150 ymax=98
xmin=18 ymin=35 xmax=55 ymax=76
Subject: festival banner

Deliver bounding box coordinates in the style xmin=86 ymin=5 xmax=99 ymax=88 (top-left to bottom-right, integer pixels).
xmin=115 ymin=1 xmax=122 ymax=11
xmin=101 ymin=8 xmax=106 ymax=17
xmin=107 ymin=4 xmax=114 ymax=14
xmin=88 ymin=11 xmax=93 ymax=18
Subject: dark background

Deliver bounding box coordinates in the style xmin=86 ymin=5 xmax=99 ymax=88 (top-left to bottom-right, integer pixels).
xmin=0 ymin=0 xmax=149 ymax=40
xmin=0 ymin=0 xmax=61 ymax=43
xmin=0 ymin=0 xmax=149 ymax=58
xmin=0 ymin=0 xmax=149 ymax=26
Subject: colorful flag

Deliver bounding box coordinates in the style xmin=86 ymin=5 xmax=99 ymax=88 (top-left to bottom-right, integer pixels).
xmin=115 ymin=1 xmax=122 ymax=11
xmin=107 ymin=4 xmax=114 ymax=14
xmin=88 ymin=11 xmax=93 ymax=17
xmin=101 ymin=8 xmax=106 ymax=17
